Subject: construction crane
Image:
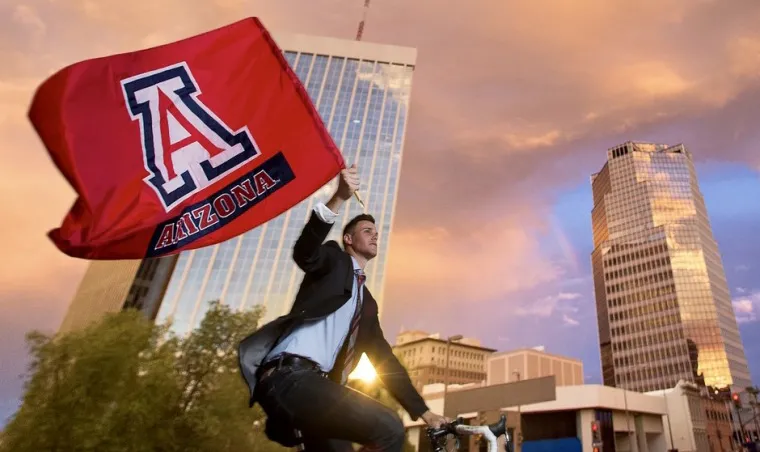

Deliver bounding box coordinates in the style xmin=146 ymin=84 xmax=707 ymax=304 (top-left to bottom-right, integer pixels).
xmin=355 ymin=0 xmax=371 ymax=41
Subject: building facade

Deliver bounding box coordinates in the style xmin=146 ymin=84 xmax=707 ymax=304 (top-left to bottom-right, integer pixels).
xmin=649 ymin=381 xmax=712 ymax=452
xmin=487 ymin=347 xmax=584 ymax=387
xmin=153 ymin=34 xmax=417 ymax=334
xmin=403 ymin=381 xmax=674 ymax=452
xmin=121 ymin=256 xmax=179 ymax=321
xmin=701 ymin=393 xmax=734 ymax=451
xmin=393 ymin=330 xmax=496 ymax=392
xmin=59 ymin=256 xmax=177 ymax=333
xmin=590 ymin=141 xmax=752 ymax=394
xmin=59 ymin=260 xmax=144 ymax=333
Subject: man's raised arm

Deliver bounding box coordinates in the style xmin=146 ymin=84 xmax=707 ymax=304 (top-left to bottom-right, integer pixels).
xmin=292 ymin=164 xmax=359 ymax=273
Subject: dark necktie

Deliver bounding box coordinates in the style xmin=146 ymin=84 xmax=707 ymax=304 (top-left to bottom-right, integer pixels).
xmin=341 ymin=269 xmax=366 ymax=384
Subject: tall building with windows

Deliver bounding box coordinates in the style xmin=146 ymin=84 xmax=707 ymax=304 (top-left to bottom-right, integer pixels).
xmin=153 ymin=33 xmax=417 ymax=334
xmin=590 ymin=141 xmax=751 ymax=394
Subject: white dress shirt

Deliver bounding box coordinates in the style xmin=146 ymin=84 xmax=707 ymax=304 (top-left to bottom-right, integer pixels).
xmin=264 ymin=202 xmax=363 ymax=372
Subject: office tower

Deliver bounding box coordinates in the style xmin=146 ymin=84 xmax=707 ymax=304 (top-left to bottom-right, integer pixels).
xmin=154 ymin=33 xmax=417 ymax=334
xmin=59 ymin=260 xmax=142 ymax=333
xmin=121 ymin=256 xmax=180 ymax=321
xmin=59 ymin=256 xmax=177 ymax=333
xmin=393 ymin=331 xmax=495 ymax=392
xmin=591 ymin=141 xmax=752 ymax=393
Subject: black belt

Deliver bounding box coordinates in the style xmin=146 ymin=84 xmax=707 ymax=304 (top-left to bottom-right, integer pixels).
xmin=258 ymin=354 xmax=326 ymax=381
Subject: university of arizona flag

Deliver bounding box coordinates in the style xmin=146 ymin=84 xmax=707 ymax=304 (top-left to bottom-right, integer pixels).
xmin=29 ymin=17 xmax=344 ymax=260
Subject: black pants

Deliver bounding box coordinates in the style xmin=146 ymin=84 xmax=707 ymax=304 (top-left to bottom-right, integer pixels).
xmin=256 ymin=366 xmax=406 ymax=451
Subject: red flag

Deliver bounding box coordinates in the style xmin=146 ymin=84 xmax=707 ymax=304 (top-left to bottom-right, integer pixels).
xmin=29 ymin=17 xmax=345 ymax=260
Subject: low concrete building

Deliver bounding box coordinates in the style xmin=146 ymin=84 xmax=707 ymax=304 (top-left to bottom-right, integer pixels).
xmin=401 ymin=380 xmax=699 ymax=452
xmin=647 ymin=381 xmax=736 ymax=452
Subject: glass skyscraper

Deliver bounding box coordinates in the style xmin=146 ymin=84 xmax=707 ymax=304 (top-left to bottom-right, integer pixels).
xmin=154 ymin=33 xmax=417 ymax=334
xmin=591 ymin=141 xmax=752 ymax=393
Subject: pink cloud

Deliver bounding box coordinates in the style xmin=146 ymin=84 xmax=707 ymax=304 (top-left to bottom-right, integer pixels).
xmin=733 ymin=291 xmax=759 ymax=324
xmin=383 ymin=209 xmax=563 ymax=307
xmin=514 ymin=292 xmax=582 ymax=318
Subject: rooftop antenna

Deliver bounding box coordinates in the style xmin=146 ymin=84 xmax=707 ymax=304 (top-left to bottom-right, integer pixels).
xmin=350 ymin=0 xmax=371 ymax=211
xmin=355 ymin=0 xmax=371 ymax=41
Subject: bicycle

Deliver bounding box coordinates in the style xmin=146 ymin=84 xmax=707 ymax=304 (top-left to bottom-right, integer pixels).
xmin=426 ymin=414 xmax=512 ymax=452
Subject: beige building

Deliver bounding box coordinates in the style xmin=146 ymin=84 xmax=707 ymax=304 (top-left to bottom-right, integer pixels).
xmin=58 ymin=256 xmax=176 ymax=334
xmin=487 ymin=347 xmax=584 ymax=386
xmin=590 ymin=142 xmax=752 ymax=394
xmin=58 ymin=260 xmax=142 ymax=333
xmin=393 ymin=330 xmax=495 ymax=392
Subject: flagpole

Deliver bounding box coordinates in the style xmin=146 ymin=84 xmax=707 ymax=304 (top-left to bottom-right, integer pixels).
xmin=354 ymin=191 xmax=366 ymax=211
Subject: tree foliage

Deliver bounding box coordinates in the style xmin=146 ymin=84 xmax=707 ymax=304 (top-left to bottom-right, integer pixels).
xmin=0 ymin=301 xmax=287 ymax=452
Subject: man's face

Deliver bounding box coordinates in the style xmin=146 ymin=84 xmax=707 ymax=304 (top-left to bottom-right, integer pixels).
xmin=345 ymin=220 xmax=378 ymax=259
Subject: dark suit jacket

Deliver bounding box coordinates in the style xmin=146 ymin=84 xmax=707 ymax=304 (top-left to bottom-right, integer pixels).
xmin=237 ymin=210 xmax=429 ymax=422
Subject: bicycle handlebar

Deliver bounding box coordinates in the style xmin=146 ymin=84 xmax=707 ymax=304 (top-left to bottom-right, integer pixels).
xmin=426 ymin=414 xmax=509 ymax=452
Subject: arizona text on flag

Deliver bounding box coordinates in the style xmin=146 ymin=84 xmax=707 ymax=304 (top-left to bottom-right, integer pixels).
xmin=28 ymin=17 xmax=344 ymax=260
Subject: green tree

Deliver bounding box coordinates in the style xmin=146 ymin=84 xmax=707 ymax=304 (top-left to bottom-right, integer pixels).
xmin=0 ymin=301 xmax=287 ymax=452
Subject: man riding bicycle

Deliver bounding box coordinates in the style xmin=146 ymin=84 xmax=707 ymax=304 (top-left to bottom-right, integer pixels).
xmin=238 ymin=165 xmax=447 ymax=451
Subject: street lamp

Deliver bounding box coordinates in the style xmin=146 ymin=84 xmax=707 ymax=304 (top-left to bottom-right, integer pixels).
xmin=620 ymin=364 xmax=648 ymax=452
xmin=621 ymin=370 xmax=634 ymax=452
xmin=442 ymin=334 xmax=463 ymax=417
xmin=619 ymin=369 xmax=677 ymax=452
xmin=513 ymin=371 xmax=522 ymax=452
xmin=747 ymin=386 xmax=760 ymax=441
xmin=663 ymin=384 xmax=675 ymax=452
xmin=513 ymin=371 xmax=522 ymax=417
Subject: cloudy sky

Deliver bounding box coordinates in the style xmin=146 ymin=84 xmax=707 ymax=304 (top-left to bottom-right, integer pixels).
xmin=2 ymin=0 xmax=760 ymax=423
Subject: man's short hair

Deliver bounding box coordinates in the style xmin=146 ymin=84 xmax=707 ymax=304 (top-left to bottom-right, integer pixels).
xmin=342 ymin=214 xmax=376 ymax=245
